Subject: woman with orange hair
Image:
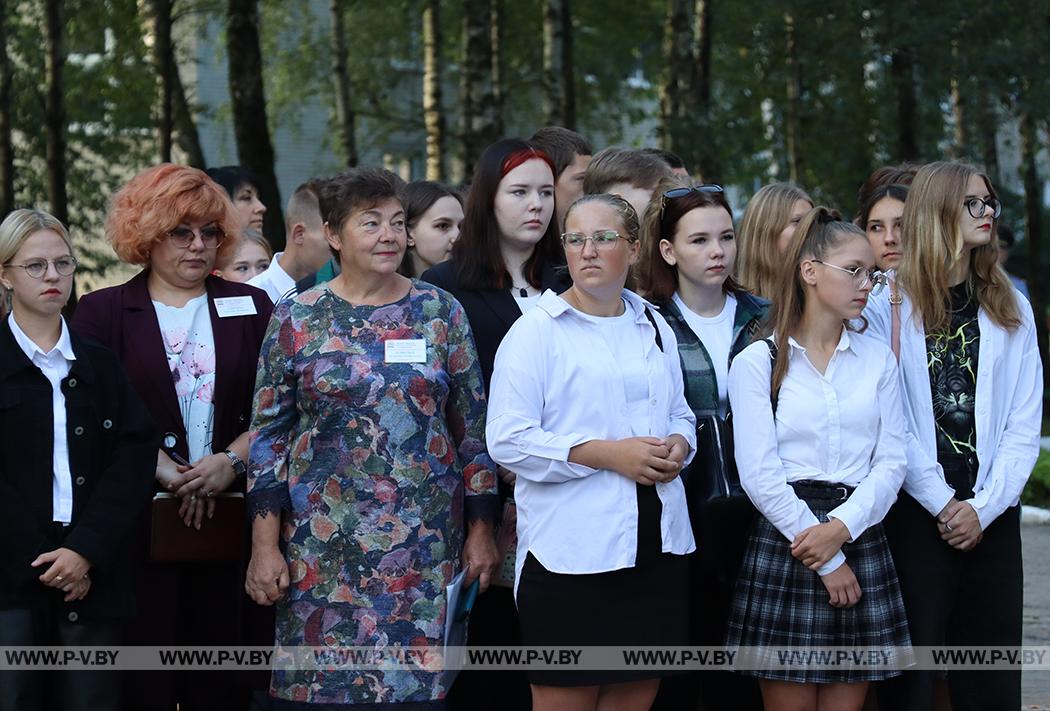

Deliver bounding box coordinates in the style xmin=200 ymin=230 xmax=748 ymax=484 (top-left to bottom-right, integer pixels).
xmin=71 ymin=163 xmax=273 ymax=711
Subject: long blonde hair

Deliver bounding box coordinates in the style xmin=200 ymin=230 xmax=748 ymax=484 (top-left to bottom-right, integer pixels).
xmin=764 ymin=207 xmax=868 ymax=397
xmin=737 ymin=182 xmax=812 ymax=299
xmin=897 ymin=161 xmax=1019 ymax=333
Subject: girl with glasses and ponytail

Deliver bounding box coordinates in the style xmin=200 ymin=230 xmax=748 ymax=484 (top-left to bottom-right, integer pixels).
xmin=866 ymin=162 xmax=1041 ymax=711
xmin=726 ymin=207 xmax=910 ymax=711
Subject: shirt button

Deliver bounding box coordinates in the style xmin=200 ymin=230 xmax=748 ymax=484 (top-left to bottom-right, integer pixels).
xmin=67 ymin=611 xmax=79 ymax=623
xmin=102 ymin=419 xmax=113 ymax=429
xmin=74 ymin=426 xmax=84 ymax=436
xmin=75 ymin=476 xmax=86 ymax=485
xmin=68 ymin=378 xmax=77 ymax=388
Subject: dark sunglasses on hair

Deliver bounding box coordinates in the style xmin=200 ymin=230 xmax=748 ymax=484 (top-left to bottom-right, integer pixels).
xmin=660 ymin=184 xmax=725 ymax=217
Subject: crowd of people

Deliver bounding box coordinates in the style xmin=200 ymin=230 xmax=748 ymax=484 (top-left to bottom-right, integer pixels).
xmin=0 ymin=124 xmax=1041 ymax=711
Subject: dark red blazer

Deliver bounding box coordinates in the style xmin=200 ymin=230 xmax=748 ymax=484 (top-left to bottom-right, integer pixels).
xmin=70 ymin=270 xmax=273 ymax=466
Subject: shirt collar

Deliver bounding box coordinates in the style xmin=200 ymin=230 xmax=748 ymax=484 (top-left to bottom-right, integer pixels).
xmin=9 ymin=314 xmax=76 ymax=364
xmin=536 ymin=288 xmax=656 ymax=324
xmin=786 ymin=327 xmax=854 ymax=355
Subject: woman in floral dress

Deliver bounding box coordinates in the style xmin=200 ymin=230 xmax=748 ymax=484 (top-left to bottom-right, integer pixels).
xmin=246 ymin=167 xmax=499 ymax=709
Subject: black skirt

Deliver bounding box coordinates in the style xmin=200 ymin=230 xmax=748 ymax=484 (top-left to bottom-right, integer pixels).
xmin=726 ymin=480 xmax=912 ymax=684
xmin=516 ymin=481 xmax=688 ymax=686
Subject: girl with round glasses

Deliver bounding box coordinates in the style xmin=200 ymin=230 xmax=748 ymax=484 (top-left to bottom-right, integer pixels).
xmin=637 ymin=178 xmax=768 ymax=711
xmin=487 ymin=193 xmax=695 ymax=711
xmin=726 ymin=207 xmax=910 ymax=711
xmin=0 ymin=209 xmax=157 ymax=711
xmin=867 ymin=162 xmax=1040 ymax=711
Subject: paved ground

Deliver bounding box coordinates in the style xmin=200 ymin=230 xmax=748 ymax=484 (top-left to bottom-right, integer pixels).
xmin=1024 ymin=522 xmax=1050 ymax=709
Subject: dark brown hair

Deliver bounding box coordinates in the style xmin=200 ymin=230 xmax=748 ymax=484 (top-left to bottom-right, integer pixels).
xmin=398 ymin=180 xmax=463 ymax=277
xmin=452 ymin=138 xmax=563 ymax=290
xmin=318 ymin=168 xmax=406 ymax=234
xmin=854 ymin=163 xmax=918 ymax=222
xmin=529 ymin=126 xmax=593 ymax=178
xmin=639 ymin=177 xmax=742 ymax=303
xmin=856 ymin=183 xmax=909 ymax=230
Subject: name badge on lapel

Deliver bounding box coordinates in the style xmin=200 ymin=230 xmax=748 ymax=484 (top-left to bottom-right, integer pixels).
xmin=385 ymin=339 xmax=427 ymax=363
xmin=214 ymin=296 xmax=257 ymax=318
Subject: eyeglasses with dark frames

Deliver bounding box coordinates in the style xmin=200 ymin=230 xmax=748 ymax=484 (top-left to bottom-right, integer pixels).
xmin=964 ymin=196 xmax=1001 ymax=220
xmin=166 ymin=225 xmax=226 ymax=249
xmin=3 ymin=256 xmax=78 ymax=279
xmin=812 ymin=259 xmax=887 ymax=295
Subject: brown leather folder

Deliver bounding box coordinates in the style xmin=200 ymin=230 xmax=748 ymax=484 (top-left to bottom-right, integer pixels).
xmin=149 ymin=492 xmax=245 ymax=562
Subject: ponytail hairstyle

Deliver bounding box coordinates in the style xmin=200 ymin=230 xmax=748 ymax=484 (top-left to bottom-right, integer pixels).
xmin=898 ymin=161 xmax=1019 ymax=333
xmin=764 ymin=206 xmax=869 ymax=397
xmin=736 ymin=182 xmax=812 ymax=299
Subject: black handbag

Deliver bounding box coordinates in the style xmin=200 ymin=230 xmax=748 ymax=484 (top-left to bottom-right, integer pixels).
xmin=683 ymin=338 xmax=780 ymax=507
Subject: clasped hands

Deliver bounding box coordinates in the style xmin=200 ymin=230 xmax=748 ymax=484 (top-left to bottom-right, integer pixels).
xmin=937 ymin=497 xmax=982 ymax=551
xmin=792 ymin=518 xmax=861 ymax=609
xmin=156 ymin=451 xmax=236 ymax=529
xmin=611 ymin=434 xmax=690 ymax=486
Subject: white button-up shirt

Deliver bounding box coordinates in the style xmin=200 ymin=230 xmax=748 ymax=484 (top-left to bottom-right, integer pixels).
xmin=486 ymin=289 xmax=697 ymax=590
xmin=248 ymin=252 xmax=296 ymax=304
xmin=863 ymin=289 xmax=1042 ymax=529
xmin=10 ymin=315 xmax=76 ymax=523
xmin=727 ymin=330 xmax=907 ymax=575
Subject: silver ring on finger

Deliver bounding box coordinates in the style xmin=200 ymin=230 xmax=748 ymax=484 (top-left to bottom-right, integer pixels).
xmin=204 ymin=489 xmax=213 ymax=498
xmin=944 ymin=523 xmax=954 ymax=533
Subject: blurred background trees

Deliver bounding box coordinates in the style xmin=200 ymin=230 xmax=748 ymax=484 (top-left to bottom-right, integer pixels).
xmin=1 ymin=0 xmax=1047 ymax=300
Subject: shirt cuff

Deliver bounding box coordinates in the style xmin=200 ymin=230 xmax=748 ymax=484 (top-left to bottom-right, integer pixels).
xmin=826 ymin=506 xmax=862 ymax=542
xmin=817 ymin=550 xmax=847 ymax=577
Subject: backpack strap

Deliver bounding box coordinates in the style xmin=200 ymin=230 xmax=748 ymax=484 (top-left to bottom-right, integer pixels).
xmin=763 ymin=337 xmax=780 ymax=414
xmin=644 ymin=307 xmax=664 ymax=353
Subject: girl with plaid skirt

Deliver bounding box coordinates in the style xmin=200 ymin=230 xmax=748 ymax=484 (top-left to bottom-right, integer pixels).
xmin=726 ymin=208 xmax=912 ymax=711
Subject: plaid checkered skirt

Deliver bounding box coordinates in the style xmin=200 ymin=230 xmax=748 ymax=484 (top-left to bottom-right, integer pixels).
xmin=725 ymin=481 xmax=913 ymax=683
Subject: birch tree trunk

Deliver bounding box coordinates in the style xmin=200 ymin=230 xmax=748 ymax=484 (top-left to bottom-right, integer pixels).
xmin=422 ymin=0 xmax=444 ymax=180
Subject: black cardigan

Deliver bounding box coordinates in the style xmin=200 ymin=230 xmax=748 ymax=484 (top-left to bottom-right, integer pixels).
xmin=421 ymin=259 xmax=571 ymax=392
xmin=0 ymin=316 xmax=158 ymax=621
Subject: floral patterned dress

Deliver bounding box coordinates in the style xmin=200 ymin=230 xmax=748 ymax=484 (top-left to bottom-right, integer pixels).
xmin=248 ymin=280 xmax=498 ymax=705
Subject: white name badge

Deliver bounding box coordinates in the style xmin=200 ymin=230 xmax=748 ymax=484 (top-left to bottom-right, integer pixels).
xmin=214 ymin=296 xmax=258 ymax=318
xmin=385 ymin=338 xmax=427 ymax=363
